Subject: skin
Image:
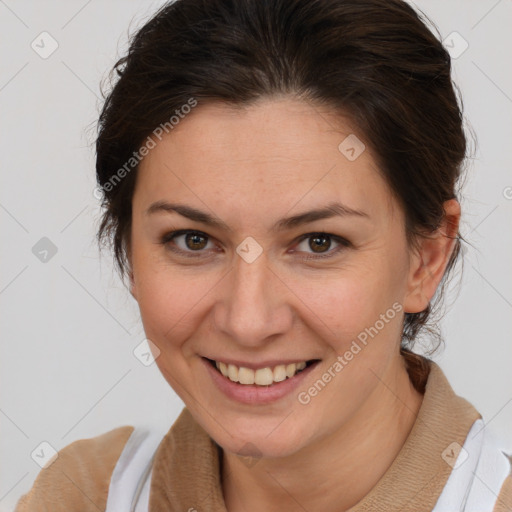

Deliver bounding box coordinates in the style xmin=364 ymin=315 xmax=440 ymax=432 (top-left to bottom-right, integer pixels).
xmin=128 ymin=97 xmax=461 ymax=512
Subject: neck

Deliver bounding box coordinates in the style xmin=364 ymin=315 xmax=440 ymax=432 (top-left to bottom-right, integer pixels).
xmin=221 ymin=356 xmax=424 ymax=512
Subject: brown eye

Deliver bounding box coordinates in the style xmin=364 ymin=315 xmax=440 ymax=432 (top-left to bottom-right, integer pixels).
xmin=160 ymin=230 xmax=215 ymax=257
xmin=184 ymin=232 xmax=208 ymax=250
xmin=309 ymin=234 xmax=332 ymax=253
xmin=294 ymin=232 xmax=350 ymax=260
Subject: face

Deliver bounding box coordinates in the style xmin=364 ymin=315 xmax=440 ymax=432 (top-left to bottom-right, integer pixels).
xmin=129 ymin=97 xmax=421 ymax=459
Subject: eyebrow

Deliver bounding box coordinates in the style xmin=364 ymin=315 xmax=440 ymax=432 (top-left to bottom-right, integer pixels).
xmin=145 ymin=200 xmax=369 ymax=232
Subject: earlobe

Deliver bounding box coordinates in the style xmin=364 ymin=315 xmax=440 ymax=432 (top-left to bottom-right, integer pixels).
xmin=403 ymin=199 xmax=461 ymax=314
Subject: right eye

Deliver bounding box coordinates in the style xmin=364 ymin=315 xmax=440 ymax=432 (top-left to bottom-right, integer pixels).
xmin=160 ymin=230 xmax=218 ymax=258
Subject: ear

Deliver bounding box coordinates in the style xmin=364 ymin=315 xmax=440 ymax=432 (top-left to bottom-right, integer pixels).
xmin=403 ymin=199 xmax=461 ymax=314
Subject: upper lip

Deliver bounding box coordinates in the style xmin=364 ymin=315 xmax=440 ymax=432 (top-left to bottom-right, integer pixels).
xmin=203 ymin=356 xmax=319 ymax=370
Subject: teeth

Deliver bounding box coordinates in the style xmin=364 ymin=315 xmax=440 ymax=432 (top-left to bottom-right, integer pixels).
xmin=273 ymin=364 xmax=287 ymax=382
xmin=219 ymin=361 xmax=228 ymax=377
xmin=285 ymin=363 xmax=296 ymax=378
xmin=213 ymin=360 xmax=310 ymax=386
xmin=227 ymin=364 xmax=239 ymax=382
xmin=238 ymin=366 xmax=255 ymax=385
xmin=255 ymin=367 xmax=274 ymax=386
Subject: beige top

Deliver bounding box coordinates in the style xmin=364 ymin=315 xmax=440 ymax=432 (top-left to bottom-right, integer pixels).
xmin=15 ymin=360 xmax=512 ymax=511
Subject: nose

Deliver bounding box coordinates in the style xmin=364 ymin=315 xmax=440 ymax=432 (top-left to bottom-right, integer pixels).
xmin=213 ymin=248 xmax=293 ymax=348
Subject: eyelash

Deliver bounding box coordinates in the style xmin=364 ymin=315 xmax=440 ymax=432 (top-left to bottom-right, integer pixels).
xmin=159 ymin=229 xmax=351 ymax=261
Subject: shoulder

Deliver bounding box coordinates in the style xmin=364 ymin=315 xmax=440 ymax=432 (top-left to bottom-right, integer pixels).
xmin=475 ymin=423 xmax=512 ymax=510
xmin=455 ymin=419 xmax=512 ymax=511
xmin=15 ymin=425 xmax=134 ymax=512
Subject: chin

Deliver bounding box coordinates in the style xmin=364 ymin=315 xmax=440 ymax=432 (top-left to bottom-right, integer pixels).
xmin=205 ymin=414 xmax=312 ymax=460
xmin=222 ymin=434 xmax=305 ymax=460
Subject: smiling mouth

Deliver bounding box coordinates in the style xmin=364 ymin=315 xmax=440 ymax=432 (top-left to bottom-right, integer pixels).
xmin=205 ymin=358 xmax=320 ymax=386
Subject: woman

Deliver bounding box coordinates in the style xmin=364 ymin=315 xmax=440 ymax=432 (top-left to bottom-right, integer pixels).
xmin=15 ymin=0 xmax=511 ymax=510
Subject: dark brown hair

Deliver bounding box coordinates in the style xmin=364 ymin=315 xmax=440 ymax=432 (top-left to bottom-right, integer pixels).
xmin=95 ymin=0 xmax=469 ymax=375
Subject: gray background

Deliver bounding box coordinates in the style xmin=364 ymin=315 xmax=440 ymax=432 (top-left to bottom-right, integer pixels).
xmin=1 ymin=0 xmax=511 ymax=509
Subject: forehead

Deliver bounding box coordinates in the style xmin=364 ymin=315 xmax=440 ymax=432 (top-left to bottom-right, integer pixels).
xmin=134 ymin=97 xmax=396 ymax=223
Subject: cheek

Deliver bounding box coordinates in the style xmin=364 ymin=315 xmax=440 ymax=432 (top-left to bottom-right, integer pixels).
xmin=136 ymin=274 xmax=197 ymax=341
xmin=299 ymin=265 xmax=404 ymax=344
xmin=291 ymin=271 xmax=405 ymax=422
xmin=132 ymin=249 xmax=222 ymax=356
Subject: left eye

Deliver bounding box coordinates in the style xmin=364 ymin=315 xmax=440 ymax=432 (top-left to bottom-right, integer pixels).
xmin=293 ymin=232 xmax=349 ymax=259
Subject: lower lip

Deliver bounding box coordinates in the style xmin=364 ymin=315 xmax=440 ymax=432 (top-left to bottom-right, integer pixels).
xmin=202 ymin=357 xmax=320 ymax=405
